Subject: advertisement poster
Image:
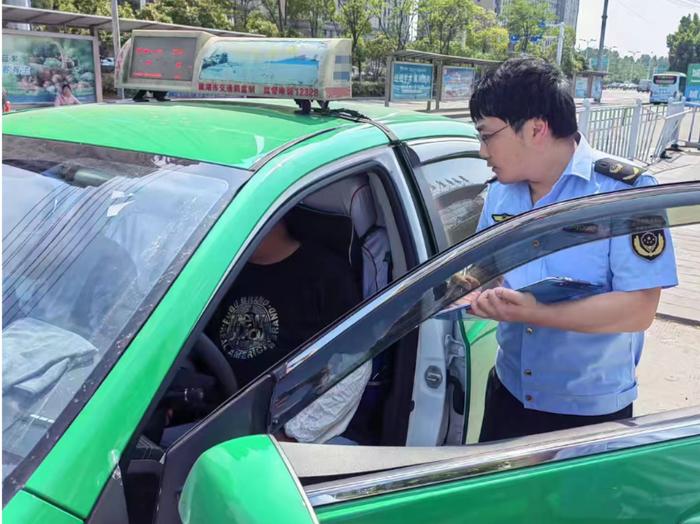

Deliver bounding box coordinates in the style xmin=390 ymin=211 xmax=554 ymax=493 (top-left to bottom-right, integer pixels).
xmin=2 ymin=31 xmax=97 ymax=105
xmin=574 ymin=76 xmax=588 ymax=98
xmin=592 ymin=77 xmax=603 ymax=101
xmin=441 ymin=66 xmax=475 ymax=101
xmin=391 ymin=62 xmax=433 ymax=101
xmin=685 ymin=63 xmax=700 ymax=103
xmin=196 ymin=38 xmax=351 ymax=99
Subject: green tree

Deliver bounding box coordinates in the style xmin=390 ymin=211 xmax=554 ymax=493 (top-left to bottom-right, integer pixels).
xmin=667 ymin=13 xmax=700 ymax=74
xmin=308 ymin=0 xmax=335 ymax=37
xmin=136 ymin=0 xmax=231 ymax=30
xmin=464 ymin=4 xmax=508 ymax=59
xmin=501 ymin=0 xmax=554 ymax=54
xmin=245 ymin=10 xmax=280 ymax=36
xmin=32 ymin=0 xmax=135 ymax=55
xmin=137 ymin=3 xmax=173 ymax=23
xmin=532 ymin=25 xmax=582 ymax=77
xmin=377 ymin=0 xmax=417 ymax=51
xmin=232 ymin=0 xmax=258 ymax=31
xmin=365 ymin=33 xmax=395 ymax=80
xmin=416 ymin=0 xmax=476 ymax=56
xmin=340 ymin=0 xmax=380 ymax=76
xmin=259 ymin=0 xmax=310 ymax=36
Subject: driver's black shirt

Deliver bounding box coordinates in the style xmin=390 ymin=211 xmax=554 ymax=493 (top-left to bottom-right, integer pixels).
xmin=206 ymin=242 xmax=361 ymax=387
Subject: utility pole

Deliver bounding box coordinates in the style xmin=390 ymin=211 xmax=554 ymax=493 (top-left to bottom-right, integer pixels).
xmin=556 ymin=22 xmax=565 ymax=66
xmin=596 ymin=0 xmax=609 ymax=72
xmin=111 ymin=0 xmax=123 ymax=99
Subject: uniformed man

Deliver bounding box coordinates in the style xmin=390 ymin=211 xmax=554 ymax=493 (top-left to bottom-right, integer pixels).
xmin=467 ymin=57 xmax=678 ymax=442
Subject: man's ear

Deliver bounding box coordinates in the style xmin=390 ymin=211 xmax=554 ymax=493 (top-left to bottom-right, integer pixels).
xmin=530 ymin=118 xmax=549 ymax=141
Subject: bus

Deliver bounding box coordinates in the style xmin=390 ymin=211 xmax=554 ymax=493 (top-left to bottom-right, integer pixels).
xmin=650 ymin=72 xmax=686 ymax=103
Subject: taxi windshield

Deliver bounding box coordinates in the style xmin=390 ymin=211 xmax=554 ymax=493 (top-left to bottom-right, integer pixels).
xmin=2 ymin=136 xmax=250 ymax=481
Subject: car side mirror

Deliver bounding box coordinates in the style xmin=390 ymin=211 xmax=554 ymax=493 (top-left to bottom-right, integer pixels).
xmin=178 ymin=435 xmax=317 ymax=524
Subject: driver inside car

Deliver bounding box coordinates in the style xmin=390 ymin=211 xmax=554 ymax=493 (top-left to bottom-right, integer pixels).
xmin=204 ymin=218 xmax=368 ymax=443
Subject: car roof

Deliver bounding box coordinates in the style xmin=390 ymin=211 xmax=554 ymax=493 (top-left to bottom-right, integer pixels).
xmin=3 ymin=99 xmax=477 ymax=170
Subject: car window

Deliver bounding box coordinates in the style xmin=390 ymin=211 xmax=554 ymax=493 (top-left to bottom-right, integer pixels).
xmin=267 ymin=183 xmax=700 ymax=432
xmin=2 ymin=136 xmax=250 ymax=481
xmin=409 ymin=140 xmax=493 ymax=250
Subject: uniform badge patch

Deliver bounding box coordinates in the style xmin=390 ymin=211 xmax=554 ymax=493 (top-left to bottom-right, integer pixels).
xmin=594 ymin=158 xmax=644 ymax=185
xmin=492 ymin=213 xmax=515 ymax=223
xmin=632 ymin=230 xmax=665 ymax=260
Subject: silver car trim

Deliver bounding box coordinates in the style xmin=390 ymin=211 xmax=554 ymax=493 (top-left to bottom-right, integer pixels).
xmin=271 ymin=436 xmax=320 ymax=524
xmin=306 ymin=407 xmax=700 ymax=507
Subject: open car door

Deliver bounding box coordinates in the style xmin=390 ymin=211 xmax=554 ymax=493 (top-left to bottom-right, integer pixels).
xmin=157 ymin=181 xmax=700 ymax=524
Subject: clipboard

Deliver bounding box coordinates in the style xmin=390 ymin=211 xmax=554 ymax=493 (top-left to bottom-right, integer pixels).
xmin=517 ymin=277 xmax=605 ymax=304
xmin=435 ymin=277 xmax=604 ymax=320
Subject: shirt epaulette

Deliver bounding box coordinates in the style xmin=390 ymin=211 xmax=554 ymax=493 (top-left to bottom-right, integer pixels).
xmin=593 ymin=158 xmax=644 ymax=185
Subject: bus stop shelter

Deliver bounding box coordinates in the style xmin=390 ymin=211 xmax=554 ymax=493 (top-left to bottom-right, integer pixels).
xmin=2 ymin=4 xmax=259 ymax=106
xmin=385 ymin=49 xmax=501 ymax=111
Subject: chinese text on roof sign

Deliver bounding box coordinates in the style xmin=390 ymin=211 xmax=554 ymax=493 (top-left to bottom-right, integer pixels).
xmin=115 ymin=30 xmax=352 ymax=101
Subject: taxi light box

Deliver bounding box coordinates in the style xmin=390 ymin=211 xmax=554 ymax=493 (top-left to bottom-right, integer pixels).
xmin=117 ymin=30 xmax=352 ymax=101
xmin=130 ymin=36 xmax=198 ymax=82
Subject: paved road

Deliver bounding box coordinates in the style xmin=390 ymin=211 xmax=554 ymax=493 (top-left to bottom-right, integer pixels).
xmin=628 ymin=151 xmax=700 ymax=416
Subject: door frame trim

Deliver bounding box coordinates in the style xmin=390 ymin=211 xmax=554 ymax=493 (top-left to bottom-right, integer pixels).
xmin=305 ymin=407 xmax=700 ymax=507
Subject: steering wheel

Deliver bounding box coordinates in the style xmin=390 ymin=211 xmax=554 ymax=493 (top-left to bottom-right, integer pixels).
xmin=192 ymin=333 xmax=239 ymax=398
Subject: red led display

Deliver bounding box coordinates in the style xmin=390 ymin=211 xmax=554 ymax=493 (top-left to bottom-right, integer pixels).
xmin=129 ymin=36 xmax=197 ymax=82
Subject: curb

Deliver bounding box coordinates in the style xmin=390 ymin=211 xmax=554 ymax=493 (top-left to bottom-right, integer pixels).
xmin=655 ymin=312 xmax=700 ymax=328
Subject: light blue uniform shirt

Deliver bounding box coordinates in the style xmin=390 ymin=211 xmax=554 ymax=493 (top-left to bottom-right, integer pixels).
xmin=476 ymin=135 xmax=678 ymax=416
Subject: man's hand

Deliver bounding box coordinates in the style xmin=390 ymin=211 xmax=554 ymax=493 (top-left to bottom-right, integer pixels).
xmin=469 ymin=287 xmax=539 ymax=323
xmin=469 ymin=287 xmax=661 ymax=333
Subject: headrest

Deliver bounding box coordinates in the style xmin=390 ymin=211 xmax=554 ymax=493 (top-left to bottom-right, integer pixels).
xmin=301 ymin=174 xmax=377 ymax=237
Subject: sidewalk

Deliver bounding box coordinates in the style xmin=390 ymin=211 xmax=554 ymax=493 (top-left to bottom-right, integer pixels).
xmin=647 ymin=150 xmax=700 ymax=324
xmin=353 ymin=96 xmax=600 ymax=119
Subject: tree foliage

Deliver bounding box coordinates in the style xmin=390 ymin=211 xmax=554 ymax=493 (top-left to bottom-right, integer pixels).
xmin=416 ymin=0 xmax=475 ymax=56
xmin=231 ymin=0 xmax=258 ymax=31
xmin=530 ymin=25 xmax=582 ymax=77
xmin=501 ymin=0 xmax=554 ymax=53
xmin=245 ymin=10 xmax=280 ymax=36
xmin=667 ymin=13 xmax=700 ymax=74
xmin=377 ymin=0 xmax=417 ymax=51
xmin=464 ymin=5 xmax=507 ymax=58
xmin=308 ymin=0 xmax=336 ymax=37
xmin=259 ymin=0 xmax=310 ymax=36
xmin=137 ymin=0 xmax=232 ymax=30
xmin=365 ymin=33 xmax=395 ymax=79
xmin=340 ymin=0 xmax=380 ymax=74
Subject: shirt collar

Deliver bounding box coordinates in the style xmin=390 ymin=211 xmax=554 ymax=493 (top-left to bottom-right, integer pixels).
xmin=562 ymin=132 xmax=594 ymax=182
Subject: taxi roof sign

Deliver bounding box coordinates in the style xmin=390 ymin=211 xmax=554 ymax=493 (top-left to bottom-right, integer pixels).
xmin=116 ymin=30 xmax=352 ymax=102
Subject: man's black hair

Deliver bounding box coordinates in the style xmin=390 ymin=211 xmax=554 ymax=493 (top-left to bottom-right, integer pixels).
xmin=469 ymin=57 xmax=577 ymax=138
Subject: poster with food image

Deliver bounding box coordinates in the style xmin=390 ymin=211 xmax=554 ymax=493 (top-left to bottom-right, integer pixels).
xmin=2 ymin=31 xmax=97 ymax=105
xmin=441 ymin=66 xmax=475 ymax=101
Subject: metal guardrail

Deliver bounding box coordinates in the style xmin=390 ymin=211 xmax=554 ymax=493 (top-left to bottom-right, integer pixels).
xmin=682 ymin=103 xmax=700 ymax=150
xmin=577 ymin=99 xmax=689 ymax=165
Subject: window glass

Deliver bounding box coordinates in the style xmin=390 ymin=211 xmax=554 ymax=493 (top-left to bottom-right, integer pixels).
xmin=424 ymin=157 xmax=491 ymax=246
xmin=413 ymin=152 xmax=493 ymax=248
xmin=2 ymin=136 xmax=250 ymax=481
xmin=268 ymin=184 xmax=700 ymax=432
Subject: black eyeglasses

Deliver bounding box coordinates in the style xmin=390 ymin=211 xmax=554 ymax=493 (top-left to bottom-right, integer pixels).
xmin=477 ymin=124 xmax=510 ymax=145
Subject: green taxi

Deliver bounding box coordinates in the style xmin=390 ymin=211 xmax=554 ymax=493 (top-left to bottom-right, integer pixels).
xmin=4 ymin=31 xmax=700 ymax=524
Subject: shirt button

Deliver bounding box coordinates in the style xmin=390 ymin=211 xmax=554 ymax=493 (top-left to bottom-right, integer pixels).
xmin=526 ymin=327 xmax=534 ymax=334
xmin=525 ymin=394 xmax=533 ymax=402
xmin=532 ymin=239 xmax=540 ymax=248
xmin=524 ymin=369 xmax=532 ymax=376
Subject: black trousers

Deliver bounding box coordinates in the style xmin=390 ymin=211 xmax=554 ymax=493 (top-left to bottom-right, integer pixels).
xmin=479 ymin=367 xmax=633 ymax=443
